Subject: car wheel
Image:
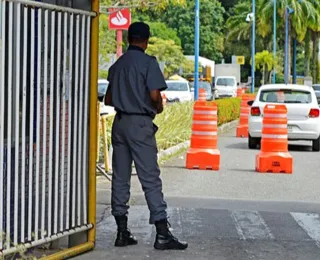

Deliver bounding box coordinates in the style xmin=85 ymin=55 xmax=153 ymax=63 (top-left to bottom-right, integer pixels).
xmin=312 ymin=136 xmax=320 ymax=152
xmin=248 ymin=134 xmax=260 ymax=149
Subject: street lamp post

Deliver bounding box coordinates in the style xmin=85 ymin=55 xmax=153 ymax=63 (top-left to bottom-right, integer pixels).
xmin=251 ymin=0 xmax=255 ymax=93
xmin=293 ymin=38 xmax=297 ymax=83
xmin=272 ymin=0 xmax=276 ymax=84
xmin=194 ymin=0 xmax=200 ymax=101
xmin=284 ymin=6 xmax=294 ymax=84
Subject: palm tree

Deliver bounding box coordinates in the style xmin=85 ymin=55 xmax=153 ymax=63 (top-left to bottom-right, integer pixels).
xmin=253 ymin=50 xmax=276 ymax=84
xmin=307 ymin=2 xmax=320 ymax=82
xmin=226 ymin=0 xmax=271 ymax=43
xmin=260 ymin=0 xmax=318 ymax=81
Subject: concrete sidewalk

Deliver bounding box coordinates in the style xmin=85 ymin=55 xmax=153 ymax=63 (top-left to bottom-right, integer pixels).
xmin=74 ymin=128 xmax=320 ymax=259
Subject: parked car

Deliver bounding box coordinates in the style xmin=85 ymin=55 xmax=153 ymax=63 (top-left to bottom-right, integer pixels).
xmin=97 ymin=79 xmax=115 ymax=115
xmin=189 ymin=81 xmax=215 ymax=101
xmin=98 ymin=79 xmax=109 ymax=102
xmin=247 ymin=84 xmax=320 ymax=151
xmin=312 ymin=84 xmax=320 ymax=104
xmin=163 ymin=80 xmax=193 ymax=103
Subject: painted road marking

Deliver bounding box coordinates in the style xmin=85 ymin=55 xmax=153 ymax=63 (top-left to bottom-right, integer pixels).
xmin=291 ymin=212 xmax=320 ymax=248
xmin=231 ymin=211 xmax=275 ymax=240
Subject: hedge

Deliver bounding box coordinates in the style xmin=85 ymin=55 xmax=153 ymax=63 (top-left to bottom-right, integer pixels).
xmin=102 ymin=97 xmax=241 ymax=152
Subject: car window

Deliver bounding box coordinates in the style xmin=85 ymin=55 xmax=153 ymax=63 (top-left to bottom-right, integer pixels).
xmin=259 ymin=89 xmax=312 ymax=104
xmin=312 ymin=85 xmax=320 ymax=91
xmin=98 ymin=83 xmax=108 ymax=96
xmin=190 ymin=81 xmax=212 ymax=92
xmin=166 ymin=82 xmax=189 ymax=91
xmin=216 ymin=78 xmax=235 ymax=86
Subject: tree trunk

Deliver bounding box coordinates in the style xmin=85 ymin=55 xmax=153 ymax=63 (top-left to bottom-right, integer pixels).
xmin=312 ymin=32 xmax=317 ymax=81
xmin=262 ymin=65 xmax=266 ymax=85
xmin=288 ymin=27 xmax=292 ymax=83
xmin=304 ymin=29 xmax=311 ymax=77
xmin=264 ymin=64 xmax=269 ymax=84
xmin=315 ymin=34 xmax=320 ymax=83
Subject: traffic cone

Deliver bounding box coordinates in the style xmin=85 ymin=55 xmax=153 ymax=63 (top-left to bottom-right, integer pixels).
xmin=237 ymin=87 xmax=245 ymax=97
xmin=256 ymin=104 xmax=293 ymax=174
xmin=161 ymin=93 xmax=167 ymax=106
xmin=186 ymin=101 xmax=220 ymax=170
xmin=198 ymin=88 xmax=207 ymax=101
xmin=236 ymin=94 xmax=251 ymax=137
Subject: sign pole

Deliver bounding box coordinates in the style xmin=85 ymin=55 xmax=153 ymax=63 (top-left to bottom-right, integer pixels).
xmin=116 ymin=30 xmax=123 ymax=58
xmin=251 ymin=0 xmax=255 ymax=93
xmin=194 ymin=0 xmax=200 ymax=101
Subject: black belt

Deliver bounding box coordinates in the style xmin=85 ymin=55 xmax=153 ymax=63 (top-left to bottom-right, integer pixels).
xmin=116 ymin=110 xmax=152 ymax=118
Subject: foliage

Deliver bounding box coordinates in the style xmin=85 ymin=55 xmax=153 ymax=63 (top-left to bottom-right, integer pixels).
xmin=146 ymin=37 xmax=186 ymax=78
xmin=99 ymin=12 xmax=116 ymax=68
xmin=136 ymin=0 xmax=226 ymax=61
xmin=99 ymin=70 xmax=109 ymax=79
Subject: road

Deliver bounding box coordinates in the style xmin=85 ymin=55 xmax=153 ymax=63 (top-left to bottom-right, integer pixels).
xmin=79 ymin=127 xmax=320 ymax=259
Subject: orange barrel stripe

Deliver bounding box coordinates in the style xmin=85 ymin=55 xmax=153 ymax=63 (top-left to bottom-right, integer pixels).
xmin=161 ymin=93 xmax=167 ymax=105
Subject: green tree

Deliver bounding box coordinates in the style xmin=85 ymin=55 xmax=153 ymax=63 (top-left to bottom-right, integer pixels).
xmin=158 ymin=0 xmax=226 ymax=61
xmin=253 ymin=50 xmax=276 ymax=84
xmin=146 ymin=37 xmax=186 ymax=78
xmin=260 ymin=0 xmax=318 ymax=80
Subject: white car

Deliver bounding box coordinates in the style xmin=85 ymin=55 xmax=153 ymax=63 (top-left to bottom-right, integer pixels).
xmin=163 ymin=80 xmax=193 ymax=103
xmin=248 ymin=84 xmax=320 ymax=151
xmin=214 ymin=76 xmax=238 ymax=98
xmin=98 ymin=79 xmax=115 ymax=116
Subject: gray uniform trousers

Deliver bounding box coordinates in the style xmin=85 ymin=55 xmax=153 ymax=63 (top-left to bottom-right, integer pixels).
xmin=111 ymin=113 xmax=168 ymax=224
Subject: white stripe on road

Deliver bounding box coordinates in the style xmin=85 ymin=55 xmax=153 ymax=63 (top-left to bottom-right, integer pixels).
xmin=231 ymin=211 xmax=274 ymax=240
xmin=291 ymin=213 xmax=320 ymax=248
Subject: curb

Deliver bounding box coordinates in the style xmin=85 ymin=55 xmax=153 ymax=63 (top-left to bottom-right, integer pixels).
xmin=158 ymin=119 xmax=239 ymax=161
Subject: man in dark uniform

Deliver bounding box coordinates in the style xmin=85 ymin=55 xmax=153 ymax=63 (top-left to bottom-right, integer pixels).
xmin=104 ymin=22 xmax=188 ymax=250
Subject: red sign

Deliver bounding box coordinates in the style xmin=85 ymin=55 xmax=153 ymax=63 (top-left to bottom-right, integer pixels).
xmin=108 ymin=8 xmax=131 ymax=30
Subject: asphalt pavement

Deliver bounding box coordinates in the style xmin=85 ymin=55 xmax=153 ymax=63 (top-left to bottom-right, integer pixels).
xmin=76 ymin=128 xmax=320 ymax=260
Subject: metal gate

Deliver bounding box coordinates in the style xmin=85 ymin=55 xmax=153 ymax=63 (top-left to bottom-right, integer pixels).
xmin=0 ymin=0 xmax=98 ymax=258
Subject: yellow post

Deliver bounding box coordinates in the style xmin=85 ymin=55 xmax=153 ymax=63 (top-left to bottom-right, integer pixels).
xmin=96 ymin=102 xmax=100 ymax=162
xmin=88 ymin=0 xmax=99 ymax=245
xmin=101 ymin=115 xmax=110 ymax=172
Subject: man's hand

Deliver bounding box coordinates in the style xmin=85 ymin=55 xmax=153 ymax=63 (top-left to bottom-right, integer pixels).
xmin=104 ymin=86 xmax=113 ymax=106
xmin=150 ymin=89 xmax=163 ymax=114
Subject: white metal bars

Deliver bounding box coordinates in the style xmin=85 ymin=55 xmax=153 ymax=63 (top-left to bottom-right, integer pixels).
xmin=0 ymin=0 xmax=94 ymax=256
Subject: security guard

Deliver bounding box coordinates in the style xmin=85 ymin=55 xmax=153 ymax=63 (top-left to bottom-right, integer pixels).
xmin=105 ymin=22 xmax=188 ymax=250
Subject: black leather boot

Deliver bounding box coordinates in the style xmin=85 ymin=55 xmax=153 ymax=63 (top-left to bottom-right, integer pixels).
xmin=154 ymin=219 xmax=188 ymax=250
xmin=114 ymin=215 xmax=138 ymax=247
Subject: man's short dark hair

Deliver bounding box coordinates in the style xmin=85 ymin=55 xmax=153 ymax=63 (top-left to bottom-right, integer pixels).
xmin=128 ymin=22 xmax=151 ymax=43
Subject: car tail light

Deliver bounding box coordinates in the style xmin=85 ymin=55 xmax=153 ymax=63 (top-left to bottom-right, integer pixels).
xmin=309 ymin=108 xmax=320 ymax=118
xmin=251 ymin=107 xmax=261 ymax=116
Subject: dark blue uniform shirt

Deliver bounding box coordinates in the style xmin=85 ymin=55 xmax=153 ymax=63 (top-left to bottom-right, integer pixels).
xmin=107 ymin=45 xmax=167 ymax=119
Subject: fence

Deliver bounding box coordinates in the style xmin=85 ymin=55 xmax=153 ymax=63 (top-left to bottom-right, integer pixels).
xmin=0 ymin=0 xmax=98 ymax=258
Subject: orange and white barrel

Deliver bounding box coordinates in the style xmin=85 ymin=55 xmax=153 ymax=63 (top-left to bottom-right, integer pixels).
xmin=186 ymin=101 xmax=220 ymax=170
xmin=256 ymin=104 xmax=293 ymax=174
xmin=198 ymin=88 xmax=207 ymax=101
